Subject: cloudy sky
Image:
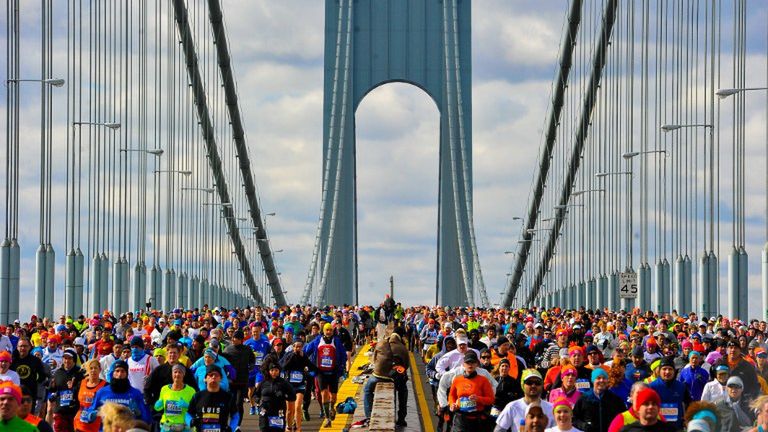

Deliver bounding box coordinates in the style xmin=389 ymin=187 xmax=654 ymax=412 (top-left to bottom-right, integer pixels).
xmin=3 ymin=0 xmax=768 ymax=318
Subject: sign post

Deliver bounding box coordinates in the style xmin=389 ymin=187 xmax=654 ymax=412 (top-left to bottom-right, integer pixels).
xmin=619 ymin=271 xmax=638 ymax=299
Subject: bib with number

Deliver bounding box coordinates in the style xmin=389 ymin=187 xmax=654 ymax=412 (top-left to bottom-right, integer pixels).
xmin=575 ymin=379 xmax=591 ymax=390
xmin=200 ymin=424 xmax=221 ymax=432
xmin=317 ymin=341 xmax=337 ymax=372
xmin=165 ymin=400 xmax=183 ymax=416
xmin=660 ymin=403 xmax=678 ymax=422
xmin=59 ymin=389 xmax=73 ymax=407
xmin=268 ymin=416 xmax=285 ymax=428
xmin=458 ymin=396 xmax=477 ymax=413
xmin=289 ymin=370 xmax=303 ymax=384
xmin=254 ymin=351 xmax=264 ymax=366
xmin=425 ymin=330 xmax=438 ymax=345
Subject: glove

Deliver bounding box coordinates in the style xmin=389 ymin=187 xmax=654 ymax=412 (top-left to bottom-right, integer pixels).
xmin=81 ymin=410 xmax=98 ymax=423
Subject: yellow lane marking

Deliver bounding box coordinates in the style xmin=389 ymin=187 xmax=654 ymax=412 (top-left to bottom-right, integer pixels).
xmin=326 ymin=344 xmax=371 ymax=431
xmin=409 ymin=351 xmax=435 ymax=432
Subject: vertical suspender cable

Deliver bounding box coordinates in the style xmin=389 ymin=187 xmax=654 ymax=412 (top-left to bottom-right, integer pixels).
xmin=301 ymin=0 xmax=348 ymax=304
xmin=316 ymin=0 xmax=353 ymax=304
xmin=441 ymin=0 xmax=474 ymax=306
xmin=449 ymin=0 xmax=488 ymax=307
xmin=503 ymin=0 xmax=583 ymax=307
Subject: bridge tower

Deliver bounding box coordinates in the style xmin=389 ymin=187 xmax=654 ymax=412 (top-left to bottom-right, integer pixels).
xmin=303 ymin=0 xmax=486 ymax=307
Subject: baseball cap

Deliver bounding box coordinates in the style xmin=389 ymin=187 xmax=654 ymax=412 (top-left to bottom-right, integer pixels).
xmin=727 ymin=376 xmax=744 ymax=388
xmin=62 ymin=348 xmax=78 ymax=359
xmin=455 ymin=335 xmax=468 ymax=345
xmin=521 ymin=368 xmax=543 ymax=383
xmin=463 ymin=351 xmax=479 ymax=364
xmin=585 ymin=345 xmax=600 ymax=354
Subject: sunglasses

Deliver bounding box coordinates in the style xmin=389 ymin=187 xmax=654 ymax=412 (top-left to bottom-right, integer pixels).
xmin=525 ymin=380 xmax=543 ymax=386
xmin=481 ymin=356 xmax=491 ymax=359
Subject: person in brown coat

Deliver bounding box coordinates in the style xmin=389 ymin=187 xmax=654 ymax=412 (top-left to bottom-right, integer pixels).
xmin=356 ymin=328 xmax=410 ymax=428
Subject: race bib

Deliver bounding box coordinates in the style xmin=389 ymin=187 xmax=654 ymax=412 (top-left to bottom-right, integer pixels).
xmin=268 ymin=416 xmax=285 ymax=428
xmin=289 ymin=371 xmax=303 ymax=384
xmin=59 ymin=390 xmax=73 ymax=407
xmin=458 ymin=396 xmax=476 ymax=413
xmin=200 ymin=424 xmax=221 ymax=432
xmin=575 ymin=379 xmax=591 ymax=390
xmin=660 ymin=403 xmax=678 ymax=422
xmin=320 ymin=357 xmax=333 ymax=368
xmin=165 ymin=400 xmax=183 ymax=416
xmin=255 ymin=351 xmax=264 ymax=366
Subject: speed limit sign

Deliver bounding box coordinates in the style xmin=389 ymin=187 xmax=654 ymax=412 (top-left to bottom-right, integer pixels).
xmin=619 ymin=272 xmax=638 ymax=299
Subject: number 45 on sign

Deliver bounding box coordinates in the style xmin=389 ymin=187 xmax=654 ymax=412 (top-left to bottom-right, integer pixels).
xmin=619 ymin=272 xmax=638 ymax=299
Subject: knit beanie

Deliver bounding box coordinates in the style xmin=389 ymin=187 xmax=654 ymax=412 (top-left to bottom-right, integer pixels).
xmin=0 ymin=381 xmax=21 ymax=405
xmin=634 ymin=387 xmax=661 ymax=411
xmin=552 ymin=397 xmax=573 ymax=413
xmin=591 ymin=367 xmax=609 ymax=383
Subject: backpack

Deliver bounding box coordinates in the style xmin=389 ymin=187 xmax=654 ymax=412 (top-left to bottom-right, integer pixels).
xmin=336 ymin=396 xmax=357 ymax=414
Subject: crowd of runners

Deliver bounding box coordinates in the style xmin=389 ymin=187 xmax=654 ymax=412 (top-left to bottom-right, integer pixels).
xmin=411 ymin=307 xmax=768 ymax=432
xmin=0 ymin=300 xmax=767 ymax=432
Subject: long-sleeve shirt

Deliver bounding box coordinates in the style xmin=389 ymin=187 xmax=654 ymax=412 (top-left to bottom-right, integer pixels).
xmin=448 ymin=372 xmax=495 ymax=413
xmin=700 ymin=380 xmax=728 ymax=403
xmin=437 ymin=366 xmax=498 ymax=408
xmin=435 ymin=348 xmax=481 ymax=378
xmin=677 ymin=364 xmax=709 ymax=401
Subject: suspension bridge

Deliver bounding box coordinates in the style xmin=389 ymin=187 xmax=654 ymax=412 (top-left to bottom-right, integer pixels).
xmin=1 ymin=0 xmax=768 ymax=320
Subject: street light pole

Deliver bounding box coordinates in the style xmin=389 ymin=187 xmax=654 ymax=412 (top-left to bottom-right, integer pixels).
xmin=121 ymin=148 xmax=164 ymax=156
xmin=661 ymin=122 xmax=715 ymax=315
xmin=717 ymin=86 xmax=768 ymax=318
xmin=6 ymin=78 xmax=65 ymax=87
xmin=154 ymin=169 xmax=192 ymax=176
xmin=73 ymin=121 xmax=121 ymax=129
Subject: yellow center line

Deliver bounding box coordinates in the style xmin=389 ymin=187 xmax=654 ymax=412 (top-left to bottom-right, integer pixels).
xmin=326 ymin=344 xmax=372 ymax=431
xmin=409 ymin=351 xmax=435 ymax=432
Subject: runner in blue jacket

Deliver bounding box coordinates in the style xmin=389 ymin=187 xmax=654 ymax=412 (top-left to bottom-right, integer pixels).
xmin=80 ymin=359 xmax=152 ymax=425
xmin=245 ymin=324 xmax=272 ymax=416
xmin=303 ymin=323 xmax=347 ymax=427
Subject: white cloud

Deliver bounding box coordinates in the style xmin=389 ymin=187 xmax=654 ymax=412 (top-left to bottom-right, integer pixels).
xmin=3 ymin=1 xmax=768 ymax=319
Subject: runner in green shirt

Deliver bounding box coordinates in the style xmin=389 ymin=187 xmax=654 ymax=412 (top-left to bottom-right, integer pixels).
xmin=153 ymin=364 xmax=195 ymax=432
xmin=0 ymin=381 xmax=37 ymax=432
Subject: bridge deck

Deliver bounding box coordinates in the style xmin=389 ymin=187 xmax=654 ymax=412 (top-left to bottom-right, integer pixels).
xmin=239 ymin=342 xmax=435 ymax=431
